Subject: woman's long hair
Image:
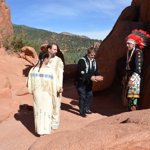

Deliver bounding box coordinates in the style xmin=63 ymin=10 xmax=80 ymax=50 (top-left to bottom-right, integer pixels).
xmin=33 ymin=52 xmax=49 ymax=72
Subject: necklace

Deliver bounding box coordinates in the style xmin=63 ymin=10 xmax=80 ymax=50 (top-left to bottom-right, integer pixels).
xmin=126 ymin=47 xmax=135 ymax=70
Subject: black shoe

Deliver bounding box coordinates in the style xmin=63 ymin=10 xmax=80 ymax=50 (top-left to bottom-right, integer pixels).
xmin=80 ymin=113 xmax=87 ymax=117
xmin=85 ymin=110 xmax=92 ymax=114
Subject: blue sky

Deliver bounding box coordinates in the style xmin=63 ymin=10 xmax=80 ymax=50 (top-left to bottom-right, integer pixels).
xmin=6 ymin=0 xmax=131 ymax=40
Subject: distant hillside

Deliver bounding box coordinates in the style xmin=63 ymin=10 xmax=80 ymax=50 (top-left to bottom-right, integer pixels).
xmin=13 ymin=24 xmax=102 ymax=64
xmin=60 ymin=32 xmax=90 ymax=39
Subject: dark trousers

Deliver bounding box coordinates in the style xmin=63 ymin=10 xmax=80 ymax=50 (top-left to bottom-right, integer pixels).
xmin=77 ymin=86 xmax=93 ymax=114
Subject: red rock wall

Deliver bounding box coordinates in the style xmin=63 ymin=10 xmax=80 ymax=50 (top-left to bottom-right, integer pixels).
xmin=93 ymin=0 xmax=150 ymax=108
xmin=0 ymin=0 xmax=13 ymax=47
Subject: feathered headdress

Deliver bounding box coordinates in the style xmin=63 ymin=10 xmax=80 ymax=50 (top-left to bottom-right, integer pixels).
xmin=126 ymin=29 xmax=150 ymax=49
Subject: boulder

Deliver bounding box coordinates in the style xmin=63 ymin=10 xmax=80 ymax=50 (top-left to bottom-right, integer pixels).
xmin=91 ymin=0 xmax=150 ymax=108
xmin=19 ymin=46 xmax=38 ymax=65
xmin=0 ymin=0 xmax=13 ymax=44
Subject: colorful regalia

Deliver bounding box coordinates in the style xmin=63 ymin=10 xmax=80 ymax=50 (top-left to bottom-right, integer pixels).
xmin=124 ymin=29 xmax=150 ymax=111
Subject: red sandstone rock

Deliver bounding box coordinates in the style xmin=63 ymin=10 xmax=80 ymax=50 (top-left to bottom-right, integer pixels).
xmin=29 ymin=109 xmax=150 ymax=150
xmin=0 ymin=0 xmax=150 ymax=150
xmin=19 ymin=46 xmax=38 ymax=65
xmin=64 ymin=64 xmax=77 ymax=80
xmin=0 ymin=0 xmax=13 ymax=45
xmin=92 ymin=0 xmax=150 ymax=109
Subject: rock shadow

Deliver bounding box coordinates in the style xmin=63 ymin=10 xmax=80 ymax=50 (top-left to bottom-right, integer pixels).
xmin=62 ymin=79 xmax=78 ymax=100
xmin=63 ymin=79 xmax=127 ymax=117
xmin=22 ymin=65 xmax=33 ymax=77
xmin=91 ymin=86 xmax=127 ymax=116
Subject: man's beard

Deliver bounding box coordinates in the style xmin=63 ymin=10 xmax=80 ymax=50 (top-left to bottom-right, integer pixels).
xmin=50 ymin=53 xmax=56 ymax=58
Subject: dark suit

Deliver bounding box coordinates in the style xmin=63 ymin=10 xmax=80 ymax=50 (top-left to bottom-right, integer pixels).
xmin=76 ymin=55 xmax=100 ymax=115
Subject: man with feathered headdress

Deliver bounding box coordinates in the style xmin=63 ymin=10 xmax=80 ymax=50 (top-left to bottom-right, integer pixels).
xmin=123 ymin=29 xmax=150 ymax=111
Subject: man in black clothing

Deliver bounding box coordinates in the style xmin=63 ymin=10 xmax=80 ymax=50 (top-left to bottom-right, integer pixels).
xmin=76 ymin=47 xmax=103 ymax=117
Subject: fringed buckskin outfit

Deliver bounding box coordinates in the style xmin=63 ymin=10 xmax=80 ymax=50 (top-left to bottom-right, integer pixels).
xmin=27 ymin=66 xmax=57 ymax=135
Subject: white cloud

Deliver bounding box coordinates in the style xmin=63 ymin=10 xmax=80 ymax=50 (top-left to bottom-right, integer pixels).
xmin=26 ymin=0 xmax=131 ymax=17
xmin=9 ymin=0 xmax=131 ymax=40
xmin=28 ymin=3 xmax=79 ymax=17
xmin=78 ymin=0 xmax=131 ymax=14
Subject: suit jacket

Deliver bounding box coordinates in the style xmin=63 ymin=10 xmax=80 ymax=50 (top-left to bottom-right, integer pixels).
xmin=76 ymin=55 xmax=100 ymax=88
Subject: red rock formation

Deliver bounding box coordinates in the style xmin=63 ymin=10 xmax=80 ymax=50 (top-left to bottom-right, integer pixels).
xmin=0 ymin=74 xmax=12 ymax=122
xmin=0 ymin=0 xmax=13 ymax=47
xmin=64 ymin=64 xmax=77 ymax=80
xmin=91 ymin=0 xmax=150 ymax=109
xmin=29 ymin=109 xmax=150 ymax=150
xmin=19 ymin=46 xmax=38 ymax=65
